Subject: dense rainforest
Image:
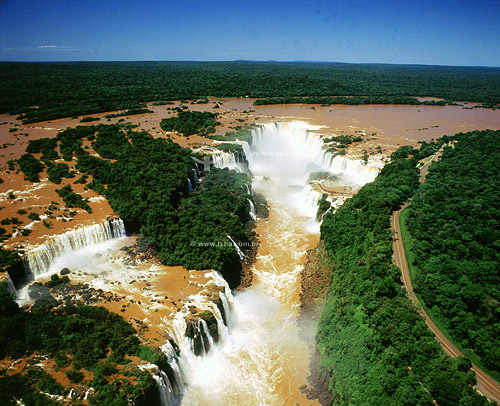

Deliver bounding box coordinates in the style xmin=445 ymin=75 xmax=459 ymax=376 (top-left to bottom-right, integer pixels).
xmin=317 ymin=140 xmax=490 ymax=405
xmin=404 ymin=130 xmax=500 ymax=377
xmin=16 ymin=124 xmax=254 ymax=287
xmin=160 ymin=110 xmax=220 ymax=136
xmin=253 ymin=95 xmax=448 ymax=106
xmin=1 ymin=61 xmax=500 ymax=122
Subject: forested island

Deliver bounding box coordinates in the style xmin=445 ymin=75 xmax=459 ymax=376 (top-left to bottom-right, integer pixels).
xmin=12 ymin=124 xmax=255 ymax=287
xmin=0 ymin=123 xmax=255 ymax=405
xmin=1 ymin=61 xmax=500 ymax=123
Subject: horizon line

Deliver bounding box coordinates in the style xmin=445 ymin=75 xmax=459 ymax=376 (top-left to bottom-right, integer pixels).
xmin=1 ymin=59 xmax=499 ymax=69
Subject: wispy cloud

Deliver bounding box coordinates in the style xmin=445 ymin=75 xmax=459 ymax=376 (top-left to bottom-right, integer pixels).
xmin=1 ymin=45 xmax=80 ymax=52
xmin=37 ymin=45 xmax=78 ymax=51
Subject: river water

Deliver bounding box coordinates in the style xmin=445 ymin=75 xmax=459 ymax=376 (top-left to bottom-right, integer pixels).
xmin=180 ymin=122 xmax=379 ymax=405
xmin=14 ymin=121 xmax=379 ymax=406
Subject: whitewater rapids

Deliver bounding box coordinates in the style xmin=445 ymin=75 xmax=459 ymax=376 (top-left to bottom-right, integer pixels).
xmin=180 ymin=121 xmax=380 ymax=405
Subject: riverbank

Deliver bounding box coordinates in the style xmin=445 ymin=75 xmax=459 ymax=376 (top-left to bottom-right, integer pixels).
xmin=2 ymin=97 xmax=500 ymax=250
xmin=2 ymin=100 xmax=500 ymax=405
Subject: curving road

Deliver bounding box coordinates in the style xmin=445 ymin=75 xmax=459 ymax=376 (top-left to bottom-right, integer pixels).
xmin=391 ymin=148 xmax=500 ymax=404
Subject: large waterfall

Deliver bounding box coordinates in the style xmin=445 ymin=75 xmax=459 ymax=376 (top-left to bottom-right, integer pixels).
xmin=160 ymin=270 xmax=235 ymax=405
xmin=23 ymin=218 xmax=126 ymax=277
xmin=174 ymin=121 xmax=383 ymax=405
xmin=11 ymin=121 xmax=383 ymax=406
xmin=246 ymin=121 xmax=380 ymax=186
xmin=211 ymin=121 xmax=380 ymax=222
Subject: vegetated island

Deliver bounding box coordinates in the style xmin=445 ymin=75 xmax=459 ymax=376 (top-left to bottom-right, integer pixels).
xmin=0 ymin=123 xmax=256 ymax=405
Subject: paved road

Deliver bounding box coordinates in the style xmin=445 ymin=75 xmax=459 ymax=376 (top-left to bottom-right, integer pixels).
xmin=391 ymin=148 xmax=500 ymax=404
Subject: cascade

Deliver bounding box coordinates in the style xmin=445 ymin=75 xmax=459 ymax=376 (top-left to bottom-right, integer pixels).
xmin=213 ymin=151 xmax=249 ymax=174
xmin=247 ymin=199 xmax=257 ymax=220
xmin=176 ymin=121 xmax=384 ymax=404
xmin=192 ymin=168 xmax=199 ymax=183
xmin=187 ymin=178 xmax=194 ymax=193
xmin=162 ymin=271 xmax=234 ymax=399
xmin=226 ymin=236 xmax=245 ymax=260
xmin=139 ymin=364 xmax=178 ymax=406
xmin=1 ymin=272 xmax=17 ymax=294
xmin=323 ymin=155 xmax=380 ymax=184
xmin=155 ymin=371 xmax=177 ymax=406
xmin=241 ymin=183 xmax=253 ymax=196
xmin=161 ymin=340 xmax=185 ymax=398
xmin=300 ymin=184 xmax=323 ymax=219
xmin=23 ymin=219 xmax=126 ymax=277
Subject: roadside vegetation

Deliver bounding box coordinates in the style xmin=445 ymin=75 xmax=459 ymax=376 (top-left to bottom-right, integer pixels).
xmin=405 ymin=130 xmax=500 ymax=380
xmin=317 ymin=138 xmax=490 ymax=405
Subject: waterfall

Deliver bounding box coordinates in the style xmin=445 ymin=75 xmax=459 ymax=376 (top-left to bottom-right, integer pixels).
xmin=23 ymin=219 xmax=126 ymax=277
xmin=0 ymin=272 xmax=17 ymax=294
xmin=247 ymin=122 xmax=381 ymax=185
xmin=154 ymin=371 xmax=176 ymax=406
xmin=161 ymin=271 xmax=234 ymax=400
xmin=248 ymin=199 xmax=257 ymax=220
xmin=226 ymin=236 xmax=245 ymax=260
xmin=187 ymin=178 xmax=194 ymax=193
xmin=209 ymin=269 xmax=235 ymax=330
xmin=161 ymin=340 xmax=185 ymax=398
xmin=139 ymin=271 xmax=235 ymax=406
xmin=243 ymin=183 xmax=253 ymax=196
xmin=300 ymin=184 xmax=323 ymax=218
xmin=324 ymin=155 xmax=380 ymax=184
xmin=213 ymin=151 xmax=249 ymax=174
xmin=139 ymin=364 xmax=178 ymax=406
xmin=192 ymin=168 xmax=199 ymax=183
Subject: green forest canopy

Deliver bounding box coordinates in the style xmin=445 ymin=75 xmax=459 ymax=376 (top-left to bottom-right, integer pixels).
xmin=1 ymin=61 xmax=500 ymax=122
xmin=18 ymin=124 xmax=254 ymax=287
xmin=317 ymin=138 xmax=490 ymax=405
xmin=0 ymin=286 xmax=162 ymax=406
xmin=406 ymin=129 xmax=500 ymax=376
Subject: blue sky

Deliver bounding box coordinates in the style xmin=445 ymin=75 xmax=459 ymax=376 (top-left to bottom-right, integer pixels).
xmin=1 ymin=0 xmax=500 ymax=66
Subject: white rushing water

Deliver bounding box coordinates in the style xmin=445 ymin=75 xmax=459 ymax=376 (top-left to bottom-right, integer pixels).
xmin=213 ymin=151 xmax=248 ymax=174
xmin=177 ymin=121 xmax=381 ymax=405
xmin=227 ymin=235 xmax=245 ymax=260
xmin=1 ymin=271 xmax=17 ymax=294
xmin=12 ymin=121 xmax=381 ymax=406
xmin=248 ymin=198 xmax=257 ymax=220
xmin=22 ymin=219 xmax=126 ymax=277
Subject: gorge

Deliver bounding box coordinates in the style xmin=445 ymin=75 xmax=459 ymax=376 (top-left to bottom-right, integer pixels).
xmin=2 ymin=87 xmax=499 ymax=405
xmin=8 ymin=121 xmax=381 ymax=405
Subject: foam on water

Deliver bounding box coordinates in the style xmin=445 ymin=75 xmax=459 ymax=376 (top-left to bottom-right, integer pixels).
xmin=178 ymin=121 xmax=383 ymax=404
